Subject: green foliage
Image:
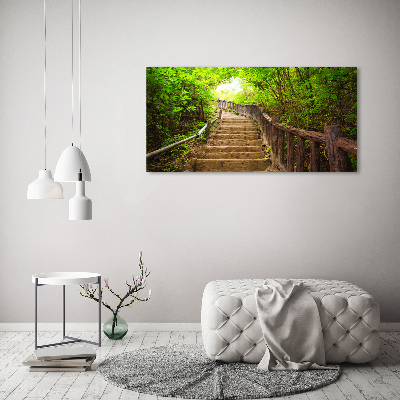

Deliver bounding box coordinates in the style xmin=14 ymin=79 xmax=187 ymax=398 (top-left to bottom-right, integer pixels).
xmin=146 ymin=67 xmax=236 ymax=153
xmin=146 ymin=67 xmax=357 ymax=171
xmin=235 ymin=67 xmax=357 ymax=139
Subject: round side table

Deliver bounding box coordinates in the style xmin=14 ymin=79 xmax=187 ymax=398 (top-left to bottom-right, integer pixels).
xmin=32 ymin=272 xmax=102 ymax=349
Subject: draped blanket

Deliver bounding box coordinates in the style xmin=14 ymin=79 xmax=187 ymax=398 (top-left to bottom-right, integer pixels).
xmin=255 ymin=279 xmax=335 ymax=371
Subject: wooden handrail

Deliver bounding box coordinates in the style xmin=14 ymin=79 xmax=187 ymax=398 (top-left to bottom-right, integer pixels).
xmin=146 ymin=118 xmax=218 ymax=160
xmin=217 ymin=99 xmax=357 ymax=172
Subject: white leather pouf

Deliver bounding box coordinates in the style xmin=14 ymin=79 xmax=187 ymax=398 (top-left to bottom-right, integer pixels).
xmin=201 ymin=279 xmax=380 ymax=364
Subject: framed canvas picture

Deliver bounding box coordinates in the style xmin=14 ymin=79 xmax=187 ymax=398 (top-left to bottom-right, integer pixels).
xmin=146 ymin=67 xmax=357 ymax=172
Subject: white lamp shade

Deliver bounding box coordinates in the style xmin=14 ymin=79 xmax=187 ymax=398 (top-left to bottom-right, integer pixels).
xmin=69 ymin=181 xmax=92 ymax=220
xmin=54 ymin=145 xmax=91 ymax=182
xmin=27 ymin=170 xmax=64 ymax=199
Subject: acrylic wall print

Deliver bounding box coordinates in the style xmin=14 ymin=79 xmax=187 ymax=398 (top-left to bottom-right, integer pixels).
xmin=146 ymin=67 xmax=357 ymax=172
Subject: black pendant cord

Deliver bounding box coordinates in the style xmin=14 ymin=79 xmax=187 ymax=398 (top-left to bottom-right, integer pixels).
xmin=44 ymin=0 xmax=47 ymax=170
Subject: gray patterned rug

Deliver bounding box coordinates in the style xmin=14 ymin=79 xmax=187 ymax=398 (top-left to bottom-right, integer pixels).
xmin=98 ymin=344 xmax=340 ymax=399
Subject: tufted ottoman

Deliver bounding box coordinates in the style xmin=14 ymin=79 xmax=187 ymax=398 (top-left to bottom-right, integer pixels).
xmin=201 ymin=279 xmax=380 ymax=364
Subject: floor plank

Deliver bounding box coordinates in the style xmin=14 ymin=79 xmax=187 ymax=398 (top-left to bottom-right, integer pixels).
xmin=0 ymin=330 xmax=399 ymax=400
xmin=155 ymin=331 xmax=171 ymax=347
xmin=341 ymin=364 xmax=385 ymax=399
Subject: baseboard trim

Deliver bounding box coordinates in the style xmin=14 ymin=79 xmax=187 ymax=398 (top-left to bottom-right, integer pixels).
xmin=0 ymin=322 xmax=202 ymax=332
xmin=380 ymin=322 xmax=400 ymax=332
xmin=0 ymin=322 xmax=398 ymax=332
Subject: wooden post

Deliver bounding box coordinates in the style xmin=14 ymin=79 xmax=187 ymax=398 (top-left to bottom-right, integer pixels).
xmin=263 ymin=113 xmax=267 ymax=145
xmin=260 ymin=108 xmax=266 ymax=144
xmin=310 ymin=139 xmax=320 ymax=172
xmin=205 ymin=120 xmax=211 ymax=139
xmin=267 ymin=121 xmax=272 ymax=148
xmin=287 ymin=133 xmax=295 ymax=171
xmin=271 ymin=116 xmax=279 ymax=164
xmin=271 ymin=116 xmax=279 ymax=152
xmin=278 ymin=129 xmax=285 ymax=166
xmin=218 ymin=109 xmax=222 ymax=119
xmin=296 ymin=137 xmax=306 ymax=172
xmin=324 ymin=125 xmax=352 ymax=171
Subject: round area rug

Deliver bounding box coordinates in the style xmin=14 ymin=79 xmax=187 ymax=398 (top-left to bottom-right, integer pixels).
xmin=98 ymin=344 xmax=340 ymax=399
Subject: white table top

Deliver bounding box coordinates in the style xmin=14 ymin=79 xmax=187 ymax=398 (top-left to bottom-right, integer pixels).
xmin=32 ymin=272 xmax=101 ymax=285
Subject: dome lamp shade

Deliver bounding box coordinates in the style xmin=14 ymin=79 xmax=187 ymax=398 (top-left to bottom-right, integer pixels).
xmin=27 ymin=170 xmax=63 ymax=199
xmin=54 ymin=145 xmax=91 ymax=182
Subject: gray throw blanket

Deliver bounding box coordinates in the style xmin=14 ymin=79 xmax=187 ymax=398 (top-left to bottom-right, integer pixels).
xmin=256 ymin=279 xmax=335 ymax=371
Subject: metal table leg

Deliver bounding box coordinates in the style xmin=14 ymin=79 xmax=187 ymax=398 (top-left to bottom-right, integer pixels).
xmin=35 ymin=277 xmax=38 ymax=350
xmin=34 ymin=276 xmax=102 ymax=349
xmin=98 ymin=276 xmax=102 ymax=347
xmin=63 ymin=285 xmax=65 ymax=338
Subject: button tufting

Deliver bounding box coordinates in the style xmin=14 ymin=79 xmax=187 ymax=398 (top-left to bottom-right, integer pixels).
xmin=202 ymin=278 xmax=380 ymax=365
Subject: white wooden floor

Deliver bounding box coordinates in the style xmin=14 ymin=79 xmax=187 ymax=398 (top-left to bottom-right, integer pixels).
xmin=0 ymin=330 xmax=400 ymax=400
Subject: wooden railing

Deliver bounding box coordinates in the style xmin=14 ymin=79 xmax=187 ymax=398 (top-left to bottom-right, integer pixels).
xmin=217 ymin=99 xmax=357 ymax=172
xmin=146 ymin=118 xmax=218 ymax=160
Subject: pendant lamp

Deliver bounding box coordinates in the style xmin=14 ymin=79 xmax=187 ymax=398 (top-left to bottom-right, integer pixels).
xmin=27 ymin=0 xmax=63 ymax=200
xmin=54 ymin=0 xmax=92 ymax=220
xmin=69 ymin=171 xmax=92 ymax=220
xmin=54 ymin=145 xmax=91 ymax=182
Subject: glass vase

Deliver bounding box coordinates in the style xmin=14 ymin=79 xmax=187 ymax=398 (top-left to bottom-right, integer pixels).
xmin=103 ymin=312 xmax=128 ymax=340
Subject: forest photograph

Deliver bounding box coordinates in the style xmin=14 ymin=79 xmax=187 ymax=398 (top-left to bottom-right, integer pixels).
xmin=146 ymin=67 xmax=357 ymax=172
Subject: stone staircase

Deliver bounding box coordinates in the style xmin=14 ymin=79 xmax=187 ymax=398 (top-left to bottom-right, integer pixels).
xmin=195 ymin=112 xmax=269 ymax=172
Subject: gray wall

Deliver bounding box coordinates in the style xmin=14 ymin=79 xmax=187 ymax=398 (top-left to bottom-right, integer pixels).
xmin=1 ymin=0 xmax=399 ymax=323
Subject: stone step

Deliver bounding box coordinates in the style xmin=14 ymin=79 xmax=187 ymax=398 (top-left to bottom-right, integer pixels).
xmin=198 ymin=152 xmax=264 ymax=159
xmin=220 ymin=122 xmax=252 ymax=126
xmin=221 ymin=119 xmax=253 ymax=124
xmin=208 ymin=139 xmax=262 ymax=146
xmin=222 ymin=114 xmax=251 ymax=121
xmin=196 ymin=159 xmax=268 ymax=172
xmin=220 ymin=125 xmax=254 ymax=129
xmin=220 ymin=125 xmax=257 ymax=131
xmin=212 ymin=133 xmax=260 ymax=140
xmin=217 ymin=132 xmax=259 ymax=138
xmin=205 ymin=146 xmax=262 ymax=153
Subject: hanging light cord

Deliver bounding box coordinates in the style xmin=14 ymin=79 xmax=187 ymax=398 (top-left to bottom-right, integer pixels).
xmin=44 ymin=0 xmax=47 ymax=170
xmin=79 ymin=0 xmax=82 ymax=152
xmin=71 ymin=0 xmax=74 ymax=146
